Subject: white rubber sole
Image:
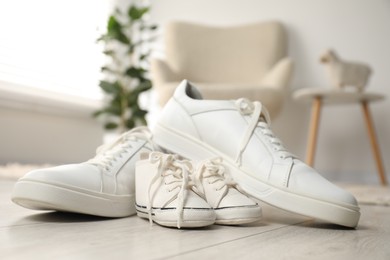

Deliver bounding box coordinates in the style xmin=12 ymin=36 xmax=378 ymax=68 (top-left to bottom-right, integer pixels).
xmin=11 ymin=180 xmax=136 ymax=217
xmin=214 ymin=205 xmax=262 ymax=225
xmin=135 ymin=204 xmax=215 ymax=228
xmin=153 ymin=123 xmax=361 ymax=228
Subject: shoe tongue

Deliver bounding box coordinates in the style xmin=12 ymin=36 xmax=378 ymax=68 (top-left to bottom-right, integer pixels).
xmin=259 ymin=107 xmax=271 ymax=125
xmin=183 ymin=80 xmax=203 ymax=100
xmin=204 ymin=174 xmax=225 ymax=189
xmin=259 ymin=116 xmax=268 ymax=124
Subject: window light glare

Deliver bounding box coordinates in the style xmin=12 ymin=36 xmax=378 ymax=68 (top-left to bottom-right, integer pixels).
xmin=0 ymin=0 xmax=110 ymax=101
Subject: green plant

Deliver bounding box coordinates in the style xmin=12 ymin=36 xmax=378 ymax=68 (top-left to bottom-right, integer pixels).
xmin=94 ymin=4 xmax=157 ymax=131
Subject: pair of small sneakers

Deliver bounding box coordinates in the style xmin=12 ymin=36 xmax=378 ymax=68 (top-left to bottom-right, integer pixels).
xmin=135 ymin=152 xmax=262 ymax=228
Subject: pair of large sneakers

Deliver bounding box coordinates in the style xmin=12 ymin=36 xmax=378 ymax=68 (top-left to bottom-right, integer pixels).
xmin=11 ymin=80 xmax=360 ymax=228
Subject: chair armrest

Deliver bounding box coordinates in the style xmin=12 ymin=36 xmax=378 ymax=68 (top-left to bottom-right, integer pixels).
xmin=260 ymin=57 xmax=294 ymax=90
xmin=150 ymin=58 xmax=180 ymax=86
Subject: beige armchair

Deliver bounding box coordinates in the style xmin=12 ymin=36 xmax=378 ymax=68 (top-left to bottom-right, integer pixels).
xmin=151 ymin=21 xmax=293 ymax=119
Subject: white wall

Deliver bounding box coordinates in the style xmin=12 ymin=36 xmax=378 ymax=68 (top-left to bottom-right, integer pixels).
xmin=0 ymin=0 xmax=109 ymax=165
xmin=0 ymin=84 xmax=104 ymax=165
xmin=148 ymin=0 xmax=390 ymax=184
xmin=0 ymin=107 xmax=104 ymax=165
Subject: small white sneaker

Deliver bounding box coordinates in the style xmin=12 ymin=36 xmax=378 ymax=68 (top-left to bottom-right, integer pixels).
xmin=152 ymin=80 xmax=361 ymax=227
xmin=135 ymin=152 xmax=216 ymax=228
xmin=11 ymin=127 xmax=155 ymax=217
xmin=192 ymin=158 xmax=262 ymax=225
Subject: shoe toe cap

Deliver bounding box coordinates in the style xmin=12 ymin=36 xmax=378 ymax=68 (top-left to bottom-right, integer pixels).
xmin=182 ymin=192 xmax=214 ymax=210
xmin=289 ymin=162 xmax=358 ymax=207
xmin=218 ymin=189 xmax=258 ymax=208
xmin=19 ymin=164 xmax=102 ymax=192
xmin=163 ymin=193 xmax=216 ymax=225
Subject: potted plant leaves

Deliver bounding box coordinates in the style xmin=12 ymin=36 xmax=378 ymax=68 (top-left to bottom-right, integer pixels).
xmin=94 ymin=4 xmax=157 ymax=132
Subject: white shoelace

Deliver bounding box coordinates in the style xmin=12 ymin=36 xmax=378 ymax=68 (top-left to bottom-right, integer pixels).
xmin=235 ymin=98 xmax=294 ymax=166
xmin=193 ymin=158 xmax=236 ymax=207
xmin=88 ymin=126 xmax=155 ymax=172
xmin=147 ymin=152 xmax=194 ymax=229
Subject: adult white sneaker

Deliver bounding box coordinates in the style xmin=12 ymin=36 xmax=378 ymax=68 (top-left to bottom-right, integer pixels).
xmin=192 ymin=158 xmax=262 ymax=225
xmin=11 ymin=127 xmax=155 ymax=217
xmin=135 ymin=152 xmax=216 ymax=228
xmin=152 ymin=80 xmax=361 ymax=228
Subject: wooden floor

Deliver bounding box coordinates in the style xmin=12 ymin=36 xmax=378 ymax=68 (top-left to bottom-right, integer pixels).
xmin=1 ymin=179 xmax=390 ymax=260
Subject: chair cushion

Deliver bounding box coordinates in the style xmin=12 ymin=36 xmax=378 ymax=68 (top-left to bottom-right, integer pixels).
xmin=164 ymin=21 xmax=287 ymax=84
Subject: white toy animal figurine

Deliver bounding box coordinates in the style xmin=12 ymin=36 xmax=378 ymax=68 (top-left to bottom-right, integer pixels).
xmin=320 ymin=49 xmax=372 ymax=92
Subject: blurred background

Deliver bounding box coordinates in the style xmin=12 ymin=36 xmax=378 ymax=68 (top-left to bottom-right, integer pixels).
xmin=0 ymin=0 xmax=388 ymax=184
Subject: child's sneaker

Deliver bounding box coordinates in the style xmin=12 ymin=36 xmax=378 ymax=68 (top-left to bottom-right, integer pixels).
xmin=135 ymin=152 xmax=216 ymax=228
xmin=192 ymin=158 xmax=262 ymax=225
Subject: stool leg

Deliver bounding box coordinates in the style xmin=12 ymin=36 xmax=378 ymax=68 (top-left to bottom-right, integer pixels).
xmin=361 ymin=101 xmax=388 ymax=185
xmin=306 ymin=97 xmax=322 ymax=167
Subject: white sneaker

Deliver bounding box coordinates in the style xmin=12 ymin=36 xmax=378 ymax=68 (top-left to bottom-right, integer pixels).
xmin=192 ymin=158 xmax=262 ymax=225
xmin=11 ymin=127 xmax=155 ymax=217
xmin=152 ymin=80 xmax=361 ymax=227
xmin=135 ymin=152 xmax=216 ymax=228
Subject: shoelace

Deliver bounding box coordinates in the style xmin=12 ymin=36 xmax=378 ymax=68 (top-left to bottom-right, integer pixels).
xmin=193 ymin=158 xmax=237 ymax=207
xmin=88 ymin=126 xmax=155 ymax=172
xmin=235 ymin=98 xmax=294 ymax=166
xmin=147 ymin=152 xmax=194 ymax=229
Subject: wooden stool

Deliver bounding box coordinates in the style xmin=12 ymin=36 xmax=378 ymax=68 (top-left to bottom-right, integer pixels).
xmin=293 ymin=88 xmax=388 ymax=185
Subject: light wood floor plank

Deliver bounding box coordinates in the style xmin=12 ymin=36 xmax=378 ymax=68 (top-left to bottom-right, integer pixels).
xmin=169 ymin=206 xmax=390 ymax=260
xmin=1 ymin=180 xmax=390 ymax=260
